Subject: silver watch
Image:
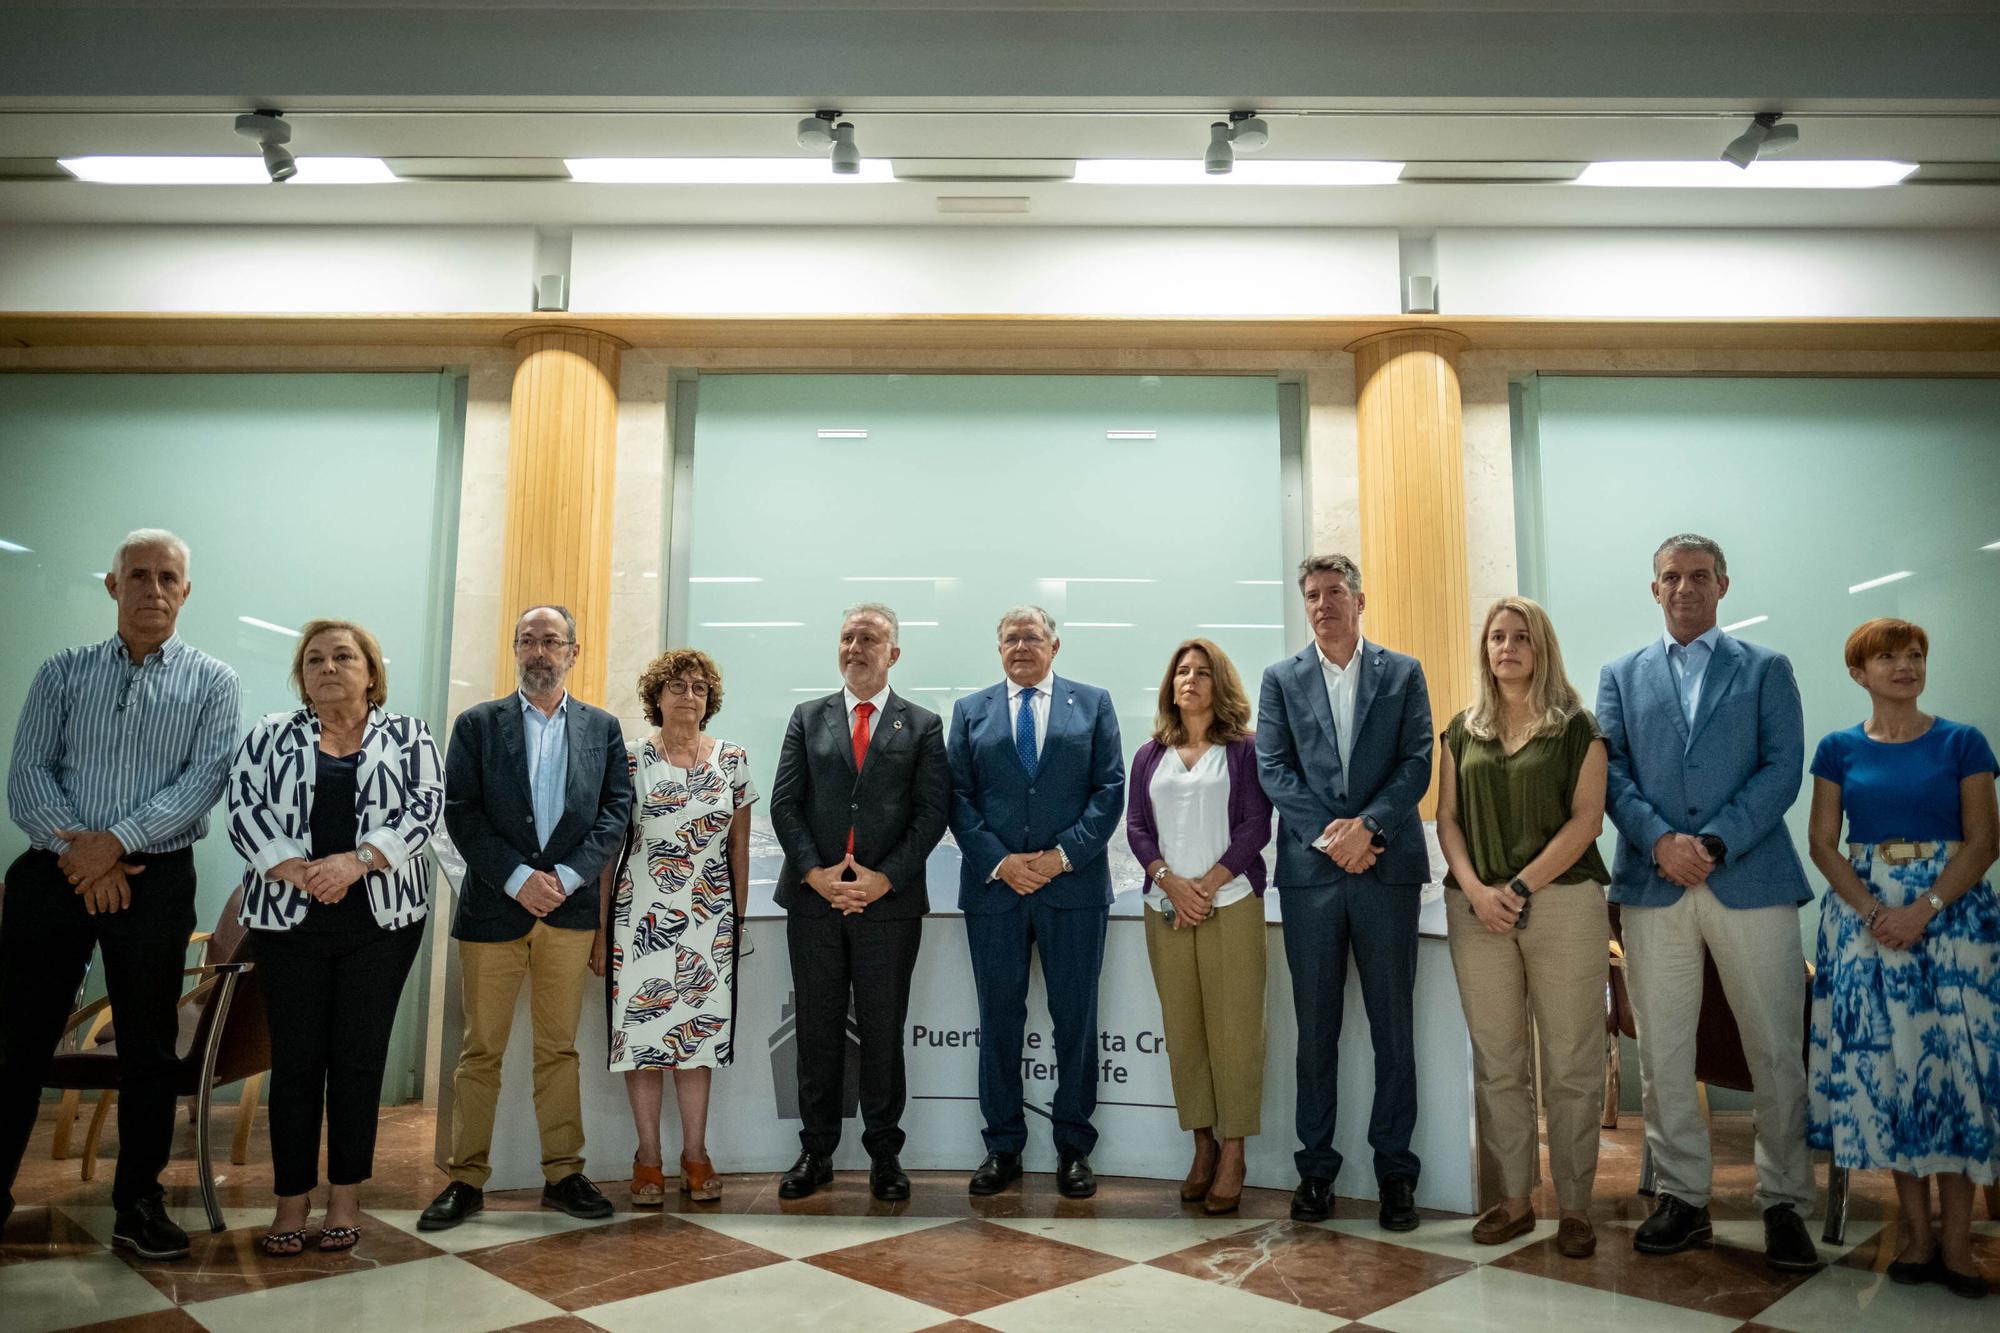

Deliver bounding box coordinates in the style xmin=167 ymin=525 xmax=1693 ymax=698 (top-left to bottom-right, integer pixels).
xmin=355 ymin=845 xmax=378 ymax=870
xmin=1924 ymin=890 xmax=1945 ymax=914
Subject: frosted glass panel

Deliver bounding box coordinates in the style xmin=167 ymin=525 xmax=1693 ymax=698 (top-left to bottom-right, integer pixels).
xmin=681 ymin=374 xmax=1288 ymax=896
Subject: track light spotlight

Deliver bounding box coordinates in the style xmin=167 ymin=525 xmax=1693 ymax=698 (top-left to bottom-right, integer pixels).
xmin=1721 ymin=112 xmax=1799 ymax=169
xmin=830 ymin=121 xmax=861 ymax=175
xmin=1227 ymin=111 xmax=1270 ymax=152
xmin=1204 ymin=122 xmax=1234 ymax=175
xmin=233 ymin=110 xmax=296 ymax=182
xmin=796 ymin=109 xmax=840 ymax=151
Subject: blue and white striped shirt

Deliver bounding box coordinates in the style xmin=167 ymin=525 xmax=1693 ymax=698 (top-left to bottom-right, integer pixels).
xmin=502 ymin=691 xmax=584 ymax=900
xmin=8 ymin=633 xmax=242 ymax=855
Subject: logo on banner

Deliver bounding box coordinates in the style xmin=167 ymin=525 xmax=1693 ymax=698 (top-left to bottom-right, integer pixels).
xmin=768 ymin=990 xmax=864 ymax=1120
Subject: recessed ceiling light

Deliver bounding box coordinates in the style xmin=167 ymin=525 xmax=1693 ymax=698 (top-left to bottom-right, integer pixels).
xmin=1072 ymin=159 xmax=1403 ymax=186
xmin=1065 ymin=622 xmax=1136 ymax=628
xmin=1848 ymin=571 xmax=1914 ymax=594
xmin=1105 ymin=429 xmax=1157 ymax=440
xmin=59 ymin=156 xmax=395 ymax=184
xmin=563 ymin=158 xmax=893 ymax=184
xmin=1197 ymin=622 xmax=1285 ymax=629
xmin=1039 ymin=577 xmax=1156 ymax=584
xmin=1576 ymin=160 xmax=1915 ymax=189
xmin=816 ymin=428 xmax=869 ymax=438
xmin=697 ymin=621 xmax=805 ymax=628
xmin=687 ymin=576 xmax=764 ymax=583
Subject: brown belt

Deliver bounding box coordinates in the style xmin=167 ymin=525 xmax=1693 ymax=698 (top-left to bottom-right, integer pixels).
xmin=1849 ymin=840 xmax=1959 ymax=865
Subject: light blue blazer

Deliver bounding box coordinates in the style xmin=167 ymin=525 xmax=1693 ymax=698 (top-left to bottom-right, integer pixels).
xmin=1596 ymin=633 xmax=1811 ymax=909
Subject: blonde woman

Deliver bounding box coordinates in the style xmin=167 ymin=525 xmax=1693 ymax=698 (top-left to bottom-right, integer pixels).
xmin=1435 ymin=597 xmax=1610 ymax=1259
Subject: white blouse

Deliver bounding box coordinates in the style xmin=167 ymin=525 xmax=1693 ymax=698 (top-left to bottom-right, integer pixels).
xmin=1145 ymin=744 xmax=1252 ymax=913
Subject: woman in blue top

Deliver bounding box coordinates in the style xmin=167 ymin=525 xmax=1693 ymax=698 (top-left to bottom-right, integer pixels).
xmin=1806 ymin=617 xmax=1999 ymax=1300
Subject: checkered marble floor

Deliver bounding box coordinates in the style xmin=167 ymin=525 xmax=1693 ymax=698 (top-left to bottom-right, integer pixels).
xmin=4 ymin=1111 xmax=1997 ymax=1332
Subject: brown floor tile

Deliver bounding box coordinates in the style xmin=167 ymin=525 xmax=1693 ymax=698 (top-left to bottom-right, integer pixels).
xmin=1150 ymin=1220 xmax=1473 ymax=1320
xmin=1837 ymin=1224 xmax=2000 ymax=1279
xmin=806 ymin=1217 xmax=1128 ymax=1315
xmin=118 ymin=1211 xmax=443 ymax=1304
xmin=69 ymin=1311 xmax=206 ymax=1333
xmin=459 ymin=1212 xmax=784 ymax=1310
xmin=915 ymin=1323 xmax=1002 ymax=1333
xmin=1493 ymin=1228 xmax=1811 ymax=1323
xmin=496 ymin=1319 xmax=605 ymax=1333
xmin=0 ymin=1204 xmax=104 ymax=1267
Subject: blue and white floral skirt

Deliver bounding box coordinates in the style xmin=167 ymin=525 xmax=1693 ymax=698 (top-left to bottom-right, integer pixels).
xmin=1807 ymin=843 xmax=2000 ymax=1182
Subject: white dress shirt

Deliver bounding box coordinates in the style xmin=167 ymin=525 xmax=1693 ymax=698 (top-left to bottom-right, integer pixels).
xmin=843 ymin=684 xmax=892 ymax=740
xmin=1145 ymin=744 xmax=1252 ymax=913
xmin=1006 ymin=672 xmax=1054 ymax=759
xmin=1316 ymin=636 xmax=1366 ymax=783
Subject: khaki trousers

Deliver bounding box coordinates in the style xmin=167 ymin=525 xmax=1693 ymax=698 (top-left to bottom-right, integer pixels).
xmin=1445 ymin=880 xmax=1609 ymax=1211
xmin=447 ymin=921 xmax=596 ymax=1187
xmin=1143 ymin=894 xmax=1268 ymax=1139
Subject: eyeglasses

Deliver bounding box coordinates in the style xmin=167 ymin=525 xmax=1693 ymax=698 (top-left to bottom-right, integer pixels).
xmin=515 ymin=636 xmax=574 ymax=652
xmin=1000 ymin=633 xmax=1048 ymax=648
xmin=663 ymin=679 xmax=710 ymax=697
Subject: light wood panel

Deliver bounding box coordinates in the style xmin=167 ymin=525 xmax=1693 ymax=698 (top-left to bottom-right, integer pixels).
xmin=1350 ymin=329 xmax=1473 ymax=818
xmin=495 ymin=327 xmax=623 ymax=705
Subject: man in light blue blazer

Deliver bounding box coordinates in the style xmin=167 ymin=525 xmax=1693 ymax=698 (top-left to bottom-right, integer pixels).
xmin=947 ymin=605 xmax=1125 ymax=1200
xmin=1256 ymin=554 xmax=1433 ymax=1231
xmin=1597 ymin=533 xmax=1818 ymax=1273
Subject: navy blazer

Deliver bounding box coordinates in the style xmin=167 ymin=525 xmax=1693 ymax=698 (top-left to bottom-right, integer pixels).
xmin=1597 ymin=633 xmax=1811 ymax=909
xmin=1255 ymin=641 xmax=1434 ymax=888
xmin=442 ymin=694 xmax=635 ymax=942
xmin=946 ymin=675 xmax=1126 ymax=914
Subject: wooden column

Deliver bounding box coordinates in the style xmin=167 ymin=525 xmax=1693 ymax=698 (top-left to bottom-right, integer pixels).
xmin=495 ymin=326 xmax=625 ymax=705
xmin=1348 ymin=329 xmax=1473 ymax=817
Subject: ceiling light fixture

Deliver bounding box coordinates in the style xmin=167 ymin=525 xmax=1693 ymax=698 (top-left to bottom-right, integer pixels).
xmin=1721 ymin=112 xmax=1801 ymax=168
xmin=1201 ymin=109 xmax=1271 ymax=176
xmin=1072 ymin=159 xmax=1401 ymax=185
xmin=816 ymin=428 xmax=869 ymax=438
xmin=564 ymin=157 xmax=891 ymax=183
xmin=1575 ymin=160 xmax=1914 ymax=189
xmin=1848 ymin=570 xmax=1914 ymax=594
xmin=233 ymin=110 xmax=297 ymax=182
xmin=1105 ymin=429 xmax=1157 ymax=439
xmin=796 ymin=110 xmax=840 ymax=150
xmin=60 ymin=155 xmax=395 ymax=185
xmin=1720 ymin=615 xmax=1769 ymax=632
xmin=829 ymin=121 xmax=863 ymax=175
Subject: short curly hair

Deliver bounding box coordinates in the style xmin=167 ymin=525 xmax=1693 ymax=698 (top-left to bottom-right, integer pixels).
xmin=638 ymin=648 xmax=724 ymax=728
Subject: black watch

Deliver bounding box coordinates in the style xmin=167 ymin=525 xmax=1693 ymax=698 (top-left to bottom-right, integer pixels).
xmin=1507 ymin=876 xmax=1531 ymax=900
xmin=1361 ymin=814 xmax=1387 ymax=849
xmin=1698 ymin=834 xmax=1728 ymax=866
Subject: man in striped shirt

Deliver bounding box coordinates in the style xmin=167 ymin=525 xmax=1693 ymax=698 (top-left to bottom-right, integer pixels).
xmin=1 ymin=529 xmax=241 ymax=1260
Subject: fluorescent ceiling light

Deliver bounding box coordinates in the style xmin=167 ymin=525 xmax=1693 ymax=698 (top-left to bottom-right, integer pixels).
xmin=1197 ymin=623 xmax=1285 ymax=629
xmin=1576 ymin=160 xmax=1915 ymax=189
xmin=1721 ymin=615 xmax=1769 ymax=632
xmin=238 ymin=615 xmax=301 ymax=637
xmin=564 ymin=157 xmax=893 ymax=184
xmin=699 ymin=621 xmax=804 ymax=628
xmin=816 ymin=428 xmax=869 ymax=438
xmin=900 ymin=620 xmax=940 ymax=627
xmin=842 ymin=575 xmax=957 ymax=582
xmin=1041 ymin=577 xmax=1156 ymax=584
xmin=1065 ymin=621 xmax=1135 ymax=628
xmin=1848 ymin=571 xmax=1913 ymax=594
xmin=1235 ymin=579 xmax=1281 ymax=586
xmin=60 ymin=156 xmax=395 ymax=184
xmin=1072 ymin=159 xmax=1403 ymax=186
xmin=1106 ymin=430 xmax=1157 ymax=440
xmin=0 ymin=538 xmax=31 ymax=553
xmin=791 ymin=687 xmax=840 ymax=693
xmin=1982 ymin=539 xmax=2000 ymax=551
xmin=687 ymin=576 xmax=764 ymax=583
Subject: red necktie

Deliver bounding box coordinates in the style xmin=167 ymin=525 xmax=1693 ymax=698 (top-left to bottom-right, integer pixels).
xmin=846 ymin=701 xmax=875 ymax=855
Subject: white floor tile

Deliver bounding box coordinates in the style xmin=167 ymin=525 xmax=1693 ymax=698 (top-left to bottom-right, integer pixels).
xmin=58 ymin=1202 xmax=270 ymax=1249
xmin=369 ymin=1205 xmax=623 ymax=1254
xmin=978 ymin=1263 xmax=1346 ymax=1333
xmin=1754 ymin=1264 xmax=2000 ymax=1333
xmin=989 ymin=1216 xmax=1281 ymax=1263
xmin=579 ymin=1259 xmax=944 ymax=1333
xmin=1318 ymin=1215 xmax=1559 ymax=1265
xmin=188 ymin=1254 xmax=562 ymax=1333
xmin=0 ymin=1251 xmax=176 ymax=1333
xmin=678 ymin=1212 xmax=957 ymax=1258
xmin=1365 ymin=1265 xmax=1740 ymax=1333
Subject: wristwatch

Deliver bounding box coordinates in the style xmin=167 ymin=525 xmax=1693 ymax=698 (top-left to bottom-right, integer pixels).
xmin=355 ymin=845 xmax=378 ymax=870
xmin=1698 ymin=834 xmax=1728 ymax=866
xmin=1151 ymin=864 xmax=1169 ymax=886
xmin=1057 ymin=844 xmax=1073 ymax=873
xmin=1924 ymin=891 xmax=1946 ymax=914
xmin=1361 ymin=814 xmax=1388 ymax=850
xmin=1507 ymin=877 xmax=1531 ymax=900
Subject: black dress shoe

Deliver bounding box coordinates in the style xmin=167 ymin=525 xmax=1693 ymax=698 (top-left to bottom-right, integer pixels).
xmin=418 ymin=1180 xmax=484 ymax=1231
xmin=1290 ymin=1176 xmax=1334 ymax=1223
xmin=779 ymin=1152 xmax=835 ymax=1200
xmin=1056 ymin=1152 xmax=1097 ymax=1200
xmin=870 ymin=1155 xmax=911 ymax=1202
xmin=968 ymin=1152 xmax=1022 ymax=1196
xmin=542 ymin=1173 xmax=614 ymax=1219
xmin=111 ymin=1196 xmax=190 ymax=1261
xmin=1940 ymin=1263 xmax=1990 ymax=1299
xmin=1378 ymin=1174 xmax=1419 ymax=1232
xmin=1632 ymin=1193 xmax=1712 ymax=1254
xmin=1762 ymin=1203 xmax=1820 ymax=1272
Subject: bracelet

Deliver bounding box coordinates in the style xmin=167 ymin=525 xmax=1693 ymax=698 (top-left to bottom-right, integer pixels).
xmin=1151 ymin=864 xmax=1169 ymax=886
xmin=1864 ymin=903 xmax=1883 ymax=927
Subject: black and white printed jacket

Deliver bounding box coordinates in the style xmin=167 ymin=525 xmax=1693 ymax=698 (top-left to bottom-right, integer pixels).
xmin=227 ymin=706 xmax=444 ymax=931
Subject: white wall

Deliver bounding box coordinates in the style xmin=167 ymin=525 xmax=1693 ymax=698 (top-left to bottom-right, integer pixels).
xmin=0 ymin=225 xmax=537 ymax=313
xmin=568 ymin=226 xmax=1403 ymax=316
xmin=1436 ymin=228 xmax=2000 ymax=319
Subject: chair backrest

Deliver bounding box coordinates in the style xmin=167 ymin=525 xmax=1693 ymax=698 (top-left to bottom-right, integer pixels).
xmin=184 ymin=885 xmax=271 ymax=1088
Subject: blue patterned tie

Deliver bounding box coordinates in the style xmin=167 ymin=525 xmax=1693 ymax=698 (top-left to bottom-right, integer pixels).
xmin=1014 ymin=686 xmax=1039 ymax=776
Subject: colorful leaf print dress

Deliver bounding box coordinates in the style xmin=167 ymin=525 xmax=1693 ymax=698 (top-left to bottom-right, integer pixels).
xmin=606 ymin=736 xmax=757 ymax=1071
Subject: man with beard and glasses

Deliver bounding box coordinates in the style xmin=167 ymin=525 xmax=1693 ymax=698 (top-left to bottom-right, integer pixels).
xmin=418 ymin=606 xmax=634 ymax=1233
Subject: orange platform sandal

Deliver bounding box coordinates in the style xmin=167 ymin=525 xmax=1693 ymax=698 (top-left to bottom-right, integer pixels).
xmin=630 ymin=1157 xmax=667 ymax=1207
xmin=680 ymin=1153 xmax=723 ymax=1203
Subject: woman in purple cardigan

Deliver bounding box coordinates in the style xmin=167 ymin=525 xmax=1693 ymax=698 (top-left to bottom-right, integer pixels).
xmin=1127 ymin=637 xmax=1274 ymax=1214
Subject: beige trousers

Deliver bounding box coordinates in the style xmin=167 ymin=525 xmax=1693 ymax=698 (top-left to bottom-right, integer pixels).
xmin=1446 ymin=880 xmax=1609 ymax=1211
xmin=447 ymin=921 xmax=597 ymax=1187
xmin=1142 ymin=894 xmax=1268 ymax=1139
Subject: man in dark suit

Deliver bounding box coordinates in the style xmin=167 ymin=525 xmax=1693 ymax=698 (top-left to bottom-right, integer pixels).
xmin=1256 ymin=554 xmax=1433 ymax=1231
xmin=947 ymin=605 xmax=1125 ymax=1199
xmin=418 ymin=605 xmax=634 ymax=1232
xmin=768 ymin=603 xmax=950 ymax=1202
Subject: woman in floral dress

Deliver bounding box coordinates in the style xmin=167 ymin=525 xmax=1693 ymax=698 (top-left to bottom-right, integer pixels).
xmin=592 ymin=648 xmax=755 ymax=1204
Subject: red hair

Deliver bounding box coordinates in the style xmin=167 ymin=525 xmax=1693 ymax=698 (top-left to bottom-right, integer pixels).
xmin=1843 ymin=618 xmax=1928 ymax=673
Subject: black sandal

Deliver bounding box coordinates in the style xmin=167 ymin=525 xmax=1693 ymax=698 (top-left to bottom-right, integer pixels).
xmin=259 ymin=1227 xmax=310 ymax=1257
xmin=317 ymin=1224 xmax=362 ymax=1253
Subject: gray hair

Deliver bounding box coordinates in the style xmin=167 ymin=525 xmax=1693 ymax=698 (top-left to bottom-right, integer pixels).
xmin=515 ymin=604 xmax=577 ymax=642
xmin=1297 ymin=553 xmax=1362 ymax=594
xmin=1652 ymin=533 xmax=1728 ymax=579
xmin=995 ymin=604 xmax=1057 ymax=640
xmin=113 ymin=528 xmax=191 ymax=578
xmin=841 ymin=601 xmax=900 ymax=645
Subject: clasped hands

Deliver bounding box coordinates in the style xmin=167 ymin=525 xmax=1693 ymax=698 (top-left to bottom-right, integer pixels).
xmin=996 ymin=849 xmax=1065 ymax=896
xmin=807 ymin=854 xmax=892 ymax=914
xmin=268 ymin=851 xmax=371 ymax=906
xmin=1868 ymin=899 xmax=1935 ymax=952
xmin=1155 ymin=867 xmax=1227 ymax=929
xmin=56 ymin=827 xmax=143 ymax=916
xmin=1652 ymin=832 xmax=1714 ymax=888
xmin=1319 ymin=818 xmax=1379 ymax=874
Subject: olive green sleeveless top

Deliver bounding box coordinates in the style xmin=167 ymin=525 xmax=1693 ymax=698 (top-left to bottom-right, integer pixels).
xmin=1442 ymin=708 xmax=1610 ymax=890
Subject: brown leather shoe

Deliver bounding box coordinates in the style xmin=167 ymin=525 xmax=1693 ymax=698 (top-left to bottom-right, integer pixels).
xmin=1471 ymin=1204 xmax=1536 ymax=1245
xmin=1557 ymin=1216 xmax=1597 ymax=1258
xmin=1180 ymin=1139 xmax=1218 ymax=1203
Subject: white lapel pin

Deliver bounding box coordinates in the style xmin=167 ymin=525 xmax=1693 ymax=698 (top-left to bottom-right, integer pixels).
xmin=1066 ymin=695 xmax=1074 ymax=705
xmin=893 ymin=718 xmax=903 ymax=730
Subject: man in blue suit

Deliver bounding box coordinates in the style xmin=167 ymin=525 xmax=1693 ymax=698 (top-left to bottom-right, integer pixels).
xmin=1597 ymin=533 xmax=1818 ymax=1272
xmin=1256 ymin=554 xmax=1433 ymax=1231
xmin=948 ymin=605 xmax=1125 ymax=1199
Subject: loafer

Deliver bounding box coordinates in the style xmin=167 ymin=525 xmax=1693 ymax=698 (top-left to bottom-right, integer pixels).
xmin=542 ymin=1172 xmax=614 ymax=1219
xmin=1056 ymin=1151 xmax=1097 ymax=1200
xmin=1378 ymin=1174 xmax=1419 ymax=1232
xmin=1290 ymin=1176 xmax=1334 ymax=1223
xmin=1633 ymin=1193 xmax=1712 ymax=1255
xmin=869 ymin=1155 xmax=911 ymax=1202
xmin=1763 ymin=1203 xmax=1820 ymax=1273
xmin=1940 ymin=1263 xmax=1989 ymax=1300
xmin=968 ymin=1152 xmax=1022 ymax=1196
xmin=111 ymin=1196 xmax=190 ymax=1261
xmin=1887 ymin=1254 xmax=1941 ymax=1285
xmin=1556 ymin=1216 xmax=1597 ymax=1258
xmin=1471 ymin=1204 xmax=1535 ymax=1245
xmin=417 ymin=1180 xmax=484 ymax=1232
xmin=778 ymin=1151 xmax=834 ymax=1200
